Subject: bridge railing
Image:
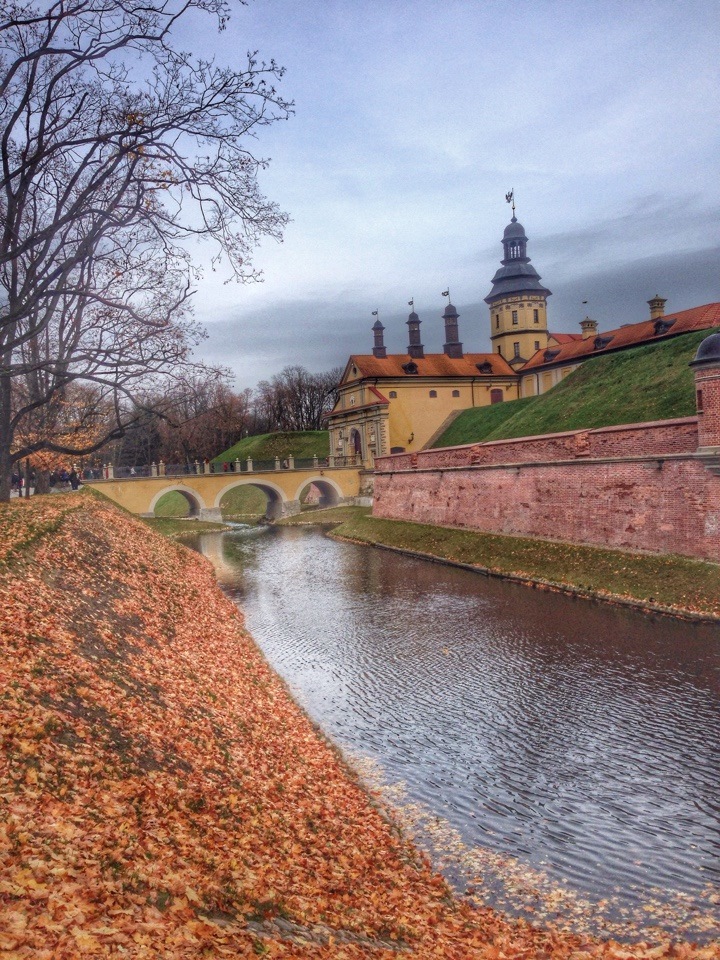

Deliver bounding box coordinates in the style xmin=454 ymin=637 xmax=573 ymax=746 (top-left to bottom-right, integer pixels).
xmin=107 ymin=455 xmax=364 ymax=479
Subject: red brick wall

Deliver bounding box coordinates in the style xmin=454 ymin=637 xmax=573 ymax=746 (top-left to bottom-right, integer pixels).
xmin=375 ymin=417 xmax=699 ymax=473
xmin=372 ymin=456 xmax=720 ymax=561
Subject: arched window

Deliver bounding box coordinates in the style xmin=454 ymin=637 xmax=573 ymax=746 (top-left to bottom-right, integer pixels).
xmin=429 ymin=390 xmax=437 ymax=398
xmin=389 ymin=390 xmax=397 ymax=398
xmin=490 ymin=388 xmax=504 ymax=404
xmin=452 ymin=389 xmax=460 ymax=398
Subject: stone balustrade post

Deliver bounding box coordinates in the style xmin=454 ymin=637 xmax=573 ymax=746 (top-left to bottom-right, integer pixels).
xmin=234 ymin=458 xmax=241 ymax=473
xmin=246 ymin=458 xmax=253 ymax=472
xmin=107 ymin=463 xmax=114 ymax=479
xmin=274 ymin=457 xmax=281 ymax=471
xmin=328 ymin=455 xmax=335 ymax=468
xmin=288 ymin=455 xmax=295 ymax=470
xmin=194 ymin=459 xmax=200 ymax=474
xmin=151 ymin=462 xmax=158 ymax=477
xmin=313 ymin=455 xmax=318 ymax=467
xmin=204 ymin=460 xmax=211 ymax=474
xmin=159 ymin=460 xmax=166 ymax=477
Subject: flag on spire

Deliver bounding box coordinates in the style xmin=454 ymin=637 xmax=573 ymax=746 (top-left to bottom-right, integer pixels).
xmin=505 ymin=189 xmax=514 ymax=204
xmin=408 ymin=299 xmax=414 ymax=307
xmin=371 ymin=310 xmax=378 ymax=316
xmin=441 ymin=289 xmax=449 ymax=298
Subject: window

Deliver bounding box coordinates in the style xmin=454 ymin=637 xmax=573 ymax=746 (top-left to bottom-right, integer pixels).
xmin=512 ymin=310 xmax=518 ymax=324
xmin=389 ymin=390 xmax=397 ymax=398
xmin=533 ymin=309 xmax=539 ymax=323
xmin=697 ymin=389 xmax=704 ymax=414
xmin=513 ymin=342 xmax=520 ymax=358
xmin=429 ymin=390 xmax=437 ymax=398
xmin=349 ymin=397 xmax=355 ymax=405
xmin=490 ymin=388 xmax=504 ymax=404
xmin=452 ymin=389 xmax=460 ymax=398
xmin=497 ymin=346 xmax=502 ymax=354
xmin=495 ymin=314 xmax=500 ymax=329
xmin=535 ymin=340 xmax=540 ymax=351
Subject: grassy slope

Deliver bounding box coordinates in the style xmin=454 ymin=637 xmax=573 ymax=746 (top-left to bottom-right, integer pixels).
xmin=330 ymin=512 xmax=720 ymax=619
xmin=213 ymin=430 xmax=329 ymax=465
xmin=434 ymin=331 xmax=706 ymax=447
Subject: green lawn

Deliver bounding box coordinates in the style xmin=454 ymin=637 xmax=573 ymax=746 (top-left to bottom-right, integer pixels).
xmin=434 ymin=331 xmax=706 ymax=447
xmin=213 ymin=430 xmax=329 ymax=466
xmin=330 ymin=513 xmax=720 ymax=619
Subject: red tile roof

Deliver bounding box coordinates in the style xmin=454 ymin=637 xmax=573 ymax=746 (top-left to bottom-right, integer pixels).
xmin=521 ymin=302 xmax=720 ymax=371
xmin=346 ymin=353 xmax=517 ymax=380
xmin=550 ymin=332 xmax=583 ymax=343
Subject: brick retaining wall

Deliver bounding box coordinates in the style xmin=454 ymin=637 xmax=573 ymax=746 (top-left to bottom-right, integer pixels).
xmin=372 ymin=418 xmax=720 ymax=562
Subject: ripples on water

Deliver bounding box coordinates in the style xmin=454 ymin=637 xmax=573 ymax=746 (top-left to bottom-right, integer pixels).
xmin=194 ymin=526 xmax=720 ymax=942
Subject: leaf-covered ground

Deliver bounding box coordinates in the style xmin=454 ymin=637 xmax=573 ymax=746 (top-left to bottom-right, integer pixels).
xmin=1 ymin=493 xmax=718 ymax=958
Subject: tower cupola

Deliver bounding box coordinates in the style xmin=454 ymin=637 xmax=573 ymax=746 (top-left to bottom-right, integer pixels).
xmin=406 ymin=309 xmax=424 ymax=359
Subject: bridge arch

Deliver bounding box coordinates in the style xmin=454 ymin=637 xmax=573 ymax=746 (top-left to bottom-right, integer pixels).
xmin=293 ymin=476 xmax=343 ymax=508
xmin=148 ymin=484 xmax=207 ymax=518
xmin=214 ymin=478 xmax=288 ymax=521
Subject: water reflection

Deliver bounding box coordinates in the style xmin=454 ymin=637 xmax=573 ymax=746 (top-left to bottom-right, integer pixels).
xmin=192 ymin=526 xmax=720 ymax=942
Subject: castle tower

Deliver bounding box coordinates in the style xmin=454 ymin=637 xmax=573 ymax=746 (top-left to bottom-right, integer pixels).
xmin=442 ymin=302 xmax=463 ymax=358
xmin=406 ymin=308 xmax=424 ymax=359
xmin=484 ymin=212 xmax=551 ymax=365
xmin=690 ymin=331 xmax=720 ymax=450
xmin=372 ymin=319 xmax=387 ymax=358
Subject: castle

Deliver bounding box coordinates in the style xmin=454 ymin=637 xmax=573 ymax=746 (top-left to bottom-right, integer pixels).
xmin=326 ymin=211 xmax=720 ymax=463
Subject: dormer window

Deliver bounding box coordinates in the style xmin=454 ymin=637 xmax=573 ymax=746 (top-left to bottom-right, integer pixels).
xmin=593 ymin=335 xmax=614 ymax=351
xmin=544 ymin=348 xmax=560 ymax=362
xmin=653 ymin=318 xmax=676 ymax=336
xmin=401 ymin=361 xmax=419 ymax=375
xmin=476 ymin=361 xmax=493 ymax=374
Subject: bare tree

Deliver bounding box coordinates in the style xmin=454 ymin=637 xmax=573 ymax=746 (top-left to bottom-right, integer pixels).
xmin=0 ymin=0 xmax=291 ymax=498
xmin=255 ymin=365 xmax=342 ymax=433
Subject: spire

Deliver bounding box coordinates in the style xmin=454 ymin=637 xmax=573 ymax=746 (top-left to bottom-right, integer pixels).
xmin=442 ymin=302 xmax=463 ymax=358
xmin=406 ymin=307 xmax=424 ymax=359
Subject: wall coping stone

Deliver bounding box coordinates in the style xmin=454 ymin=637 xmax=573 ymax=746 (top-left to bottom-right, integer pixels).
xmin=374 ymin=452 xmax=699 ymax=475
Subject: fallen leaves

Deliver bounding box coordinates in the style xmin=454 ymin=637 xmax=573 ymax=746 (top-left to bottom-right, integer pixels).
xmin=0 ymin=492 xmax=717 ymax=959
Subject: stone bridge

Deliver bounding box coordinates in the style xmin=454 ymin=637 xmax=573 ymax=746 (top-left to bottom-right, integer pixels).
xmin=86 ymin=463 xmax=369 ymax=521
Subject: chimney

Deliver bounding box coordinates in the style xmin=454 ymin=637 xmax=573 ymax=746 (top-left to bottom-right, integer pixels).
xmin=647 ymin=295 xmax=667 ymax=321
xmin=406 ymin=309 xmax=424 ymax=359
xmin=580 ymin=316 xmax=598 ymax=340
xmin=372 ymin=319 xmax=387 ymax=358
xmin=443 ymin=303 xmax=463 ymax=358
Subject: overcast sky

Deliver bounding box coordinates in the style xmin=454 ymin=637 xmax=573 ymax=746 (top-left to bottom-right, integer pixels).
xmin=175 ymin=0 xmax=719 ymax=388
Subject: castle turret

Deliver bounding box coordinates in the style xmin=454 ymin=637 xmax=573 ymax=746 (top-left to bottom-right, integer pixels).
xmin=690 ymin=332 xmax=720 ymax=450
xmin=372 ymin=318 xmax=387 ymax=358
xmin=442 ymin=303 xmax=463 ymax=358
xmin=406 ymin=309 xmax=424 ymax=359
xmin=485 ymin=213 xmax=551 ymax=365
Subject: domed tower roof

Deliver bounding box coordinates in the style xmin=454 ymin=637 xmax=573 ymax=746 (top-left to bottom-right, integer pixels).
xmin=485 ymin=215 xmax=551 ymax=305
xmin=442 ymin=302 xmax=458 ymax=319
xmin=690 ymin=332 xmax=720 ymax=367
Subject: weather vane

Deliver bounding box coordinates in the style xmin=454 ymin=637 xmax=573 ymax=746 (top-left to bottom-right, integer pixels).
xmin=505 ymin=188 xmax=515 ymax=218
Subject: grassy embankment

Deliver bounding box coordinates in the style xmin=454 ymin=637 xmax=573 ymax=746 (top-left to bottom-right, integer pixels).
xmin=6 ymin=491 xmax=707 ymax=958
xmin=434 ymin=330 xmax=707 ymax=447
xmin=280 ymin=506 xmax=720 ymax=620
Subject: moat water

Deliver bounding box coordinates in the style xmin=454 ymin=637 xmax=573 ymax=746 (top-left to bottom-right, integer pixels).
xmin=190 ymin=525 xmax=720 ymax=943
